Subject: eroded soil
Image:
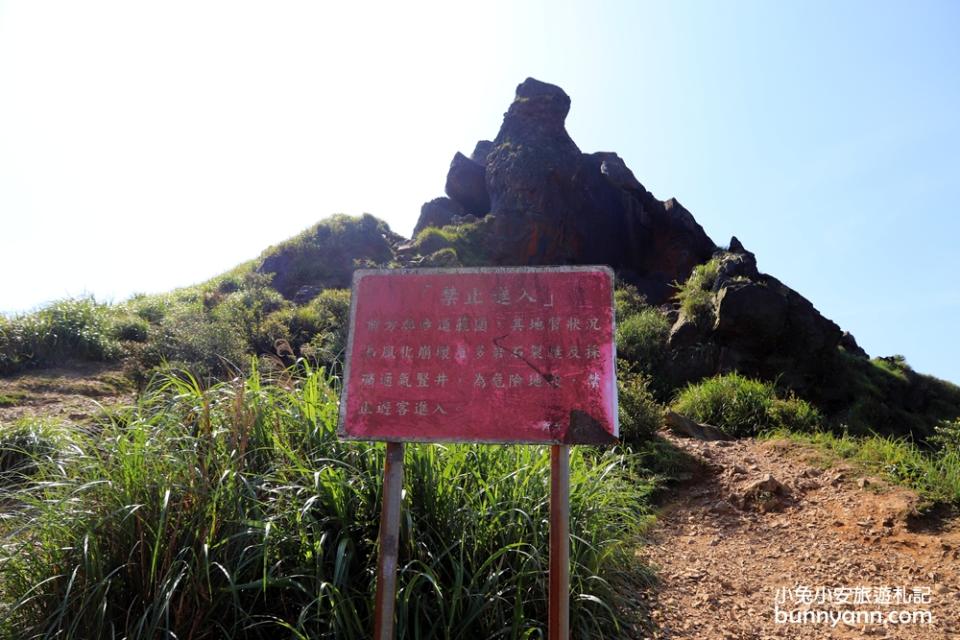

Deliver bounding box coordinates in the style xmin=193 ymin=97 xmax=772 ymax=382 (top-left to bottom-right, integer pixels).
xmin=0 ymin=362 xmax=134 ymax=425
xmin=635 ymin=433 xmax=959 ymax=639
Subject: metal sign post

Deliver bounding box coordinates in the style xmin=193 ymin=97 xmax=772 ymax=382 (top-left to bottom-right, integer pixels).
xmin=339 ymin=267 xmax=617 ymax=638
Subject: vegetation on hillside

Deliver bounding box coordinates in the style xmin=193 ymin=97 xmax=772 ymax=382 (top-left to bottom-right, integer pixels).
xmin=0 ymin=298 xmax=124 ymax=374
xmin=257 ymin=214 xmax=398 ymax=299
xmin=0 ymin=215 xmax=404 ymax=382
xmin=819 ymin=351 xmax=960 ymax=440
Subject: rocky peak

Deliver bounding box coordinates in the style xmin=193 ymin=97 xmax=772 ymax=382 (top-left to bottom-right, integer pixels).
xmin=502 ymin=78 xmax=573 ymax=132
xmin=414 ymin=76 xmax=717 ymax=303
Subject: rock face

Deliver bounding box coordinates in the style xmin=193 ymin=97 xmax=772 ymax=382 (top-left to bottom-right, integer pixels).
xmin=414 ymin=77 xmax=717 ymax=303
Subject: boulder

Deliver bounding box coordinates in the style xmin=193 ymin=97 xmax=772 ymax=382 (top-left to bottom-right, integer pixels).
xmin=444 ymin=152 xmax=490 ymax=216
xmin=470 ymin=140 xmax=494 ymax=165
xmin=413 ymin=197 xmax=465 ymax=237
xmin=739 ymin=473 xmax=791 ymax=512
xmin=665 ymin=410 xmax=732 ymax=441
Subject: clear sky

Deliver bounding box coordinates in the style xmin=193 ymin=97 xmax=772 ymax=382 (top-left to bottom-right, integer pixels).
xmin=1 ymin=1 xmax=958 ymax=383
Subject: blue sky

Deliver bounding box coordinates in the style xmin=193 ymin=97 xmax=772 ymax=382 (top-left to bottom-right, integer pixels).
xmin=1 ymin=1 xmax=958 ymax=383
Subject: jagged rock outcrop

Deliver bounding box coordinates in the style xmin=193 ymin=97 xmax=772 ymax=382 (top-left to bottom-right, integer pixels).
xmin=413 ymin=77 xmax=717 ymax=303
xmin=403 ymin=77 xmax=858 ymax=391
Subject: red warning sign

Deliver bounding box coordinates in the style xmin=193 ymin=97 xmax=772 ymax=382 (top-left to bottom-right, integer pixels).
xmin=338 ymin=266 xmax=617 ymax=444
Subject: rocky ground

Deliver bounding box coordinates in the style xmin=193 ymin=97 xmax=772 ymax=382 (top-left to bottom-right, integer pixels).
xmin=634 ymin=433 xmax=959 ymax=639
xmin=0 ymin=362 xmax=134 ymax=424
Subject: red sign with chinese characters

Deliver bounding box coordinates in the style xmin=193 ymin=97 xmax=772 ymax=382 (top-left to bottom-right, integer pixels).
xmin=337 ymin=267 xmax=617 ymax=444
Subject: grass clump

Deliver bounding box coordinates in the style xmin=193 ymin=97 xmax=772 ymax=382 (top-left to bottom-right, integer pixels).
xmin=0 ymin=391 xmax=26 ymax=407
xmin=0 ymin=364 xmax=655 ymax=639
xmin=614 ymin=284 xmax=675 ymax=400
xmin=616 ymin=309 xmax=670 ymax=369
xmin=673 ymin=373 xmax=822 ymax=437
xmin=673 ymin=258 xmax=720 ymax=327
xmin=411 ymin=222 xmax=486 ymax=266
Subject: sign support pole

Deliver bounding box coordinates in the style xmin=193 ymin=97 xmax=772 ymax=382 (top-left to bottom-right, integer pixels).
xmin=549 ymin=444 xmax=570 ymax=640
xmin=373 ymin=441 xmax=404 ymax=640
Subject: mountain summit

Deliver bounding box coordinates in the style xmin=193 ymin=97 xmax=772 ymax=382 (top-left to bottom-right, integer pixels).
xmin=411 ymin=77 xmax=717 ymax=304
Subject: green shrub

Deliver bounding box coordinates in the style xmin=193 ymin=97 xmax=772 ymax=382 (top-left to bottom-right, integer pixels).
xmin=260 ymin=289 xmax=351 ymax=362
xmin=614 ymin=283 xmax=647 ymax=319
xmin=127 ymin=293 xmax=170 ymax=323
xmin=769 ymin=395 xmax=823 ymax=432
xmin=412 ymin=226 xmax=456 ymax=254
xmin=0 ymin=365 xmax=654 ymax=639
xmin=0 ymin=392 xmax=25 ymax=407
xmin=673 ymin=258 xmax=720 ymax=327
xmin=111 ymin=315 xmax=150 ymax=342
xmin=931 ymin=418 xmax=960 ymax=453
xmin=136 ymin=309 xmax=248 ymax=378
xmin=617 ymin=307 xmax=670 ymax=367
xmin=673 ymin=373 xmax=822 ymax=437
xmin=618 ymin=361 xmax=664 ymax=444
xmin=410 ymin=221 xmax=488 ymax=266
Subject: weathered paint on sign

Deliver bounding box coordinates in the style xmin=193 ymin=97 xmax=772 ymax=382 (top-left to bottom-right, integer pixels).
xmin=337 ymin=266 xmax=617 ymax=444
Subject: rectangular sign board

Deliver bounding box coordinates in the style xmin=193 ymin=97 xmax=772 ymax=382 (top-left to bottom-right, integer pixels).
xmin=338 ymin=266 xmax=617 ymax=444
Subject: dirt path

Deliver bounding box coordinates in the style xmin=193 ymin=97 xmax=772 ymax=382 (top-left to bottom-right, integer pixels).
xmin=0 ymin=362 xmax=134 ymax=425
xmin=636 ymin=433 xmax=959 ymax=639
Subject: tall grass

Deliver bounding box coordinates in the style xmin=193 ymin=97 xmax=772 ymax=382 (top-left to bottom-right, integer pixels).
xmin=0 ymin=363 xmax=654 ymax=639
